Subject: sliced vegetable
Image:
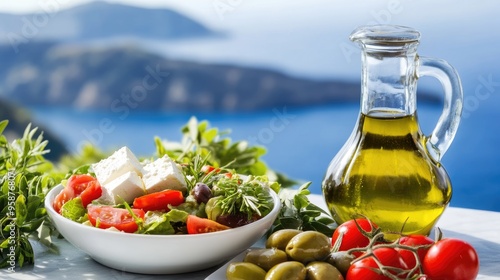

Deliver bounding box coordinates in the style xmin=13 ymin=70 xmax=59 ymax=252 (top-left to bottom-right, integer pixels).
xmin=53 ymin=174 xmax=102 ymax=213
xmin=53 ymin=187 xmax=76 ymax=214
xmin=87 ymin=205 xmax=145 ymax=233
xmin=186 ymin=215 xmax=230 ymax=234
xmin=133 ymin=189 xmax=184 ymax=212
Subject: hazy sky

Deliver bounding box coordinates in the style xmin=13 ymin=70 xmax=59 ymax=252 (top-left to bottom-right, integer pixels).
xmin=0 ymin=0 xmax=497 ymax=80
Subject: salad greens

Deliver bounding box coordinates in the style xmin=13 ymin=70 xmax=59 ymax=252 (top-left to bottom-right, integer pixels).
xmin=156 ymin=117 xmax=335 ymax=235
xmin=0 ymin=116 xmax=336 ymax=269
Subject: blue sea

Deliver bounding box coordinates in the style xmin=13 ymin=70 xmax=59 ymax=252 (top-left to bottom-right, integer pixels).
xmin=30 ymin=92 xmax=500 ymax=212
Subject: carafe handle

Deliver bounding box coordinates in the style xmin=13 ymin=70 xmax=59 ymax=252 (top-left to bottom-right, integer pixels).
xmin=418 ymin=57 xmax=463 ymax=162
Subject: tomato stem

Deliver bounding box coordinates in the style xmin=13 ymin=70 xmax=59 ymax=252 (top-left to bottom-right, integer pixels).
xmin=348 ymin=231 xmax=435 ymax=279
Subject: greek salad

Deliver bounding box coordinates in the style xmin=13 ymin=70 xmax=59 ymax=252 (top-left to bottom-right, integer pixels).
xmin=53 ymin=146 xmax=278 ymax=234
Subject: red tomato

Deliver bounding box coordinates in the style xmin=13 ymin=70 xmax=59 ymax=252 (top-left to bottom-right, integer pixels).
xmin=53 ymin=175 xmax=102 ymax=213
xmin=53 ymin=187 xmax=75 ymax=213
xmin=347 ymin=247 xmax=408 ymax=280
xmin=87 ymin=205 xmax=145 ymax=233
xmin=186 ymin=215 xmax=230 ymax=234
xmin=332 ymin=218 xmax=378 ymax=257
xmin=69 ymin=175 xmax=102 ymax=208
xmin=67 ymin=174 xmax=98 ymax=194
xmin=422 ymin=238 xmax=479 ymax=280
xmin=133 ymin=189 xmax=184 ymax=212
xmin=396 ymin=235 xmax=434 ymax=270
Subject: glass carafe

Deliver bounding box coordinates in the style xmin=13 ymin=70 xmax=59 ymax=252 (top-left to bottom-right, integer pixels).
xmin=322 ymin=25 xmax=463 ymax=238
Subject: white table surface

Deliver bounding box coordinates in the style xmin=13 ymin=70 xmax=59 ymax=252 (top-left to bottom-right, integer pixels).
xmin=2 ymin=194 xmax=499 ymax=280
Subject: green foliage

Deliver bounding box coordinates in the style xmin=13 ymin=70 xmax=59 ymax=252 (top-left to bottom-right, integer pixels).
xmin=0 ymin=120 xmax=60 ymax=268
xmin=154 ymin=116 xmax=297 ymax=188
xmin=57 ymin=142 xmax=107 ymax=176
xmin=271 ymin=182 xmax=337 ymax=237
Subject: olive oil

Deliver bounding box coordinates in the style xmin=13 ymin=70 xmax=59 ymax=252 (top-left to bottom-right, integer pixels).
xmin=322 ymin=113 xmax=452 ymax=237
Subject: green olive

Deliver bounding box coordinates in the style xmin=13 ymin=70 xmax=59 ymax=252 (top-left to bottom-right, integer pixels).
xmin=244 ymin=248 xmax=288 ymax=271
xmin=326 ymin=251 xmax=355 ymax=276
xmin=306 ymin=261 xmax=344 ymax=280
xmin=266 ymin=229 xmax=303 ymax=250
xmin=265 ymin=261 xmax=306 ymax=280
xmin=226 ymin=262 xmax=266 ymax=280
xmin=285 ymin=231 xmax=331 ymax=263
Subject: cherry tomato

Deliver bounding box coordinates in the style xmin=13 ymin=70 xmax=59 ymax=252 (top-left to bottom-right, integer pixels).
xmin=331 ymin=218 xmax=378 ymax=257
xmin=87 ymin=205 xmax=145 ymax=233
xmin=186 ymin=215 xmax=230 ymax=234
xmin=396 ymin=235 xmax=434 ymax=270
xmin=347 ymin=247 xmax=408 ymax=280
xmin=133 ymin=189 xmax=184 ymax=212
xmin=53 ymin=174 xmax=102 ymax=213
xmin=422 ymin=238 xmax=479 ymax=280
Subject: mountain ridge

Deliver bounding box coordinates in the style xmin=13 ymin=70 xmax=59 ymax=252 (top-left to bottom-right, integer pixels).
xmin=0 ymin=2 xmax=441 ymax=113
xmin=0 ymin=1 xmax=218 ymax=48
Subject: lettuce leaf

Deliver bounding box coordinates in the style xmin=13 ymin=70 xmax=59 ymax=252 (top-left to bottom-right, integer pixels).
xmin=141 ymin=209 xmax=189 ymax=234
xmin=60 ymin=197 xmax=87 ymax=223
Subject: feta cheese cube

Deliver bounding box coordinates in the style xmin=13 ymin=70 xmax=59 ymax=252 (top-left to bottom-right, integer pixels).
xmin=100 ymin=171 xmax=145 ymax=204
xmin=142 ymin=155 xmax=187 ymax=193
xmin=92 ymin=146 xmax=144 ymax=185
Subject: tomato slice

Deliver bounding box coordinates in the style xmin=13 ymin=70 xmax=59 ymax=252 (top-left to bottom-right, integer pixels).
xmin=67 ymin=174 xmax=98 ymax=195
xmin=133 ymin=189 xmax=184 ymax=212
xmin=53 ymin=187 xmax=75 ymax=213
xmin=53 ymin=174 xmax=102 ymax=213
xmin=73 ymin=176 xmax=102 ymax=208
xmin=87 ymin=205 xmax=145 ymax=233
xmin=186 ymin=215 xmax=230 ymax=234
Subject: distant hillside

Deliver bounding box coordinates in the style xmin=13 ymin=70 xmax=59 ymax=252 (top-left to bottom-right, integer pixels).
xmin=0 ymin=42 xmax=372 ymax=112
xmin=0 ymin=100 xmax=67 ymax=160
xmin=0 ymin=1 xmax=216 ymax=46
xmin=0 ymin=2 xmax=441 ymax=112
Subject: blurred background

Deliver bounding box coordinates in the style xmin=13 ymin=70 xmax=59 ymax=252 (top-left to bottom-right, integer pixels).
xmin=0 ymin=0 xmax=498 ymax=211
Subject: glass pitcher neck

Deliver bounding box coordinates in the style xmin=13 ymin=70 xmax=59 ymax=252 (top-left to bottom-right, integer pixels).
xmin=351 ymin=25 xmax=420 ymax=117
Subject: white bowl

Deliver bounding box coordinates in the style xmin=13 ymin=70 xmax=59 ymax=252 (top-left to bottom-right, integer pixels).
xmin=45 ymin=184 xmax=281 ymax=274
